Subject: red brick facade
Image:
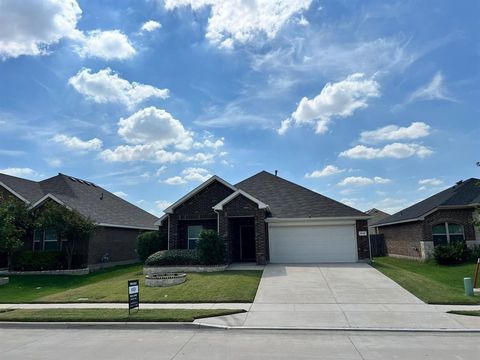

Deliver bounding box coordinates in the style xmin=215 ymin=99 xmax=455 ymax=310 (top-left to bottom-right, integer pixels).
xmin=356 ymin=220 xmax=370 ymax=260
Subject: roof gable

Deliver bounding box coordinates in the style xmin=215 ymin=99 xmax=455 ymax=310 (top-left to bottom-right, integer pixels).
xmin=236 ymin=171 xmax=367 ymax=219
xmin=213 ymin=189 xmax=269 ymax=211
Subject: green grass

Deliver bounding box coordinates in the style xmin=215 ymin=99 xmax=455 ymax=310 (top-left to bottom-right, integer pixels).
xmin=448 ymin=310 xmax=480 ymax=317
xmin=0 ymin=308 xmax=244 ymax=322
xmin=0 ymin=264 xmax=262 ymax=303
xmin=372 ymin=256 xmax=480 ymax=305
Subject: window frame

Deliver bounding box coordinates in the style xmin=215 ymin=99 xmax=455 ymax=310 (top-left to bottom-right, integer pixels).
xmin=432 ymin=222 xmax=465 ymax=246
xmin=33 ymin=229 xmax=43 ymax=251
xmin=43 ymin=229 xmax=59 ymax=251
xmin=187 ymin=225 xmax=203 ymax=250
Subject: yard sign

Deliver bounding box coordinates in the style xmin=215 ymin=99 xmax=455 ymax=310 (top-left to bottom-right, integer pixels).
xmin=128 ymin=279 xmax=139 ymax=314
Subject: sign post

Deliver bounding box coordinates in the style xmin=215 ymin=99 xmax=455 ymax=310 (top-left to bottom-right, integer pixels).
xmin=128 ymin=279 xmax=139 ymax=314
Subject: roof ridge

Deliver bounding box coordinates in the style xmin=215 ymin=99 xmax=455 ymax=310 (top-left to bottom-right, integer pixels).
xmin=0 ymin=172 xmax=39 ymax=183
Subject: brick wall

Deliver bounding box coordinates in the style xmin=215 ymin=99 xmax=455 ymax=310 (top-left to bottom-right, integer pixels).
xmin=356 ymin=220 xmax=370 ymax=260
xmin=423 ymin=208 xmax=476 ymax=242
xmin=377 ymin=221 xmax=423 ymax=258
xmin=88 ymin=226 xmax=142 ymax=265
xmin=168 ymin=180 xmax=234 ymax=249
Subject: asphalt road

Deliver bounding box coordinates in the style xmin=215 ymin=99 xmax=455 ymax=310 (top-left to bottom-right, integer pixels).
xmin=1 ymin=327 xmax=480 ymax=359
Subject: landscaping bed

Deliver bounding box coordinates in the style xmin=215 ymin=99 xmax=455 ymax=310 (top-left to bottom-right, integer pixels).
xmin=0 ymin=308 xmax=244 ymax=322
xmin=372 ymin=256 xmax=480 ymax=305
xmin=0 ymin=264 xmax=262 ymax=303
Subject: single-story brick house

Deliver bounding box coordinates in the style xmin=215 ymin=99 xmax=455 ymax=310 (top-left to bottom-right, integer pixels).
xmin=156 ymin=171 xmax=371 ymax=264
xmin=372 ymin=178 xmax=480 ymax=259
xmin=366 ymin=208 xmax=390 ymax=235
xmin=0 ymin=172 xmax=158 ymax=268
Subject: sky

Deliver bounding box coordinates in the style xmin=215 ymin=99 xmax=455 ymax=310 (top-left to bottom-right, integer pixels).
xmin=0 ymin=0 xmax=479 ymax=217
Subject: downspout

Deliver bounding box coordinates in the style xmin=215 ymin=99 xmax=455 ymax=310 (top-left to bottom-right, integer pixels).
xmin=368 ymin=230 xmax=372 ymax=262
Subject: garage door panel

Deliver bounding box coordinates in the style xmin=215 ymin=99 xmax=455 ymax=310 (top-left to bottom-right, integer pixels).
xmin=269 ymin=225 xmax=357 ymax=263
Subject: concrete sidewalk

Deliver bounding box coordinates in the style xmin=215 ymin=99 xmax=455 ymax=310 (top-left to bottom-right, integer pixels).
xmin=194 ymin=264 xmax=480 ymax=330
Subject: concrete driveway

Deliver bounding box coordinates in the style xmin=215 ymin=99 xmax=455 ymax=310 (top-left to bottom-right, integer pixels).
xmin=196 ymin=263 xmax=479 ymax=330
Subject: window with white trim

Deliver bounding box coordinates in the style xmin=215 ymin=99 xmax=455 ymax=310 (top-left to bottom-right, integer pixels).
xmin=187 ymin=225 xmax=203 ymax=249
xmin=43 ymin=229 xmax=59 ymax=251
xmin=432 ymin=222 xmax=464 ymax=246
xmin=33 ymin=230 xmax=43 ymax=251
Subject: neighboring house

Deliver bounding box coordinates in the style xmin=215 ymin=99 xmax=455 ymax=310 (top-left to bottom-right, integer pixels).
xmin=156 ymin=171 xmax=371 ymax=264
xmin=373 ymin=178 xmax=480 ymax=260
xmin=366 ymin=208 xmax=390 ymax=235
xmin=0 ymin=172 xmax=158 ymax=268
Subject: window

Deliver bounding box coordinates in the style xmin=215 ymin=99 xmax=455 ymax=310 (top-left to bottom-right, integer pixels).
xmin=43 ymin=229 xmax=58 ymax=251
xmin=432 ymin=222 xmax=464 ymax=246
xmin=187 ymin=225 xmax=203 ymax=249
xmin=33 ymin=230 xmax=43 ymax=251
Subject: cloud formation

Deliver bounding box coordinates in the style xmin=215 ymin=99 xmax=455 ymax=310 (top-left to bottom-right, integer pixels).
xmin=52 ymin=134 xmax=103 ymax=151
xmin=69 ymin=68 xmax=169 ymax=108
xmin=340 ymin=143 xmax=433 ymax=159
xmin=408 ymin=72 xmax=456 ymax=103
xmin=338 ymin=176 xmax=391 ymax=186
xmin=305 ymin=165 xmax=344 ymax=178
xmin=141 ymin=20 xmax=162 ymax=33
xmin=280 ymin=73 xmax=380 ymax=134
xmin=359 ymin=122 xmax=430 ymax=144
xmin=163 ymin=167 xmax=211 ymax=185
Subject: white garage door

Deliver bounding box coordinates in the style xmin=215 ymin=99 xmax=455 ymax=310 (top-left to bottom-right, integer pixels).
xmin=268 ymin=224 xmax=358 ymax=263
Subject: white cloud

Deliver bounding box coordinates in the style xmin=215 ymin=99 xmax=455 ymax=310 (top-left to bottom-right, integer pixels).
xmin=408 ymin=72 xmax=456 ymax=103
xmin=164 ymin=0 xmax=312 ymax=48
xmin=75 ymin=30 xmax=136 ymax=60
xmin=99 ymin=145 xmax=185 ymax=163
xmin=47 ymin=158 xmax=62 ymax=167
xmin=52 ymin=134 xmax=103 ymax=151
xmin=118 ymin=107 xmax=193 ymax=150
xmin=418 ymin=178 xmax=444 ymax=191
xmin=305 ymin=165 xmax=344 ymax=178
xmin=193 ymin=133 xmax=225 ymax=150
xmin=368 ymin=197 xmax=410 ymax=214
xmin=297 ymin=16 xmax=309 ymax=26
xmin=163 ymin=176 xmax=187 ymax=185
xmin=338 ymin=176 xmax=391 ymax=187
xmin=69 ymin=68 xmax=169 ymax=108
xmin=141 ymin=20 xmax=162 ymax=33
xmin=155 ymin=199 xmax=172 ymax=210
xmin=113 ymin=191 xmax=127 ymax=198
xmin=163 ymin=167 xmax=212 ymax=185
xmin=0 ymin=167 xmax=38 ymax=178
xmin=340 ymin=143 xmax=433 ymax=159
xmin=282 ymin=73 xmax=380 ymax=134
xmin=359 ymin=122 xmax=430 ymax=144
xmin=187 ymin=152 xmax=215 ymax=164
xmin=0 ymin=0 xmax=82 ymax=59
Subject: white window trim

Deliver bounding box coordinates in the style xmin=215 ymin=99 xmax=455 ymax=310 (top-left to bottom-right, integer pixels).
xmin=33 ymin=229 xmax=42 ymax=251
xmin=432 ymin=222 xmax=465 ymax=245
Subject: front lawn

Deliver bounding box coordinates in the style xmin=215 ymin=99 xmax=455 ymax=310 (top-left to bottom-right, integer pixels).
xmin=0 ymin=308 xmax=244 ymax=322
xmin=0 ymin=264 xmax=262 ymax=303
xmin=372 ymin=256 xmax=480 ymax=305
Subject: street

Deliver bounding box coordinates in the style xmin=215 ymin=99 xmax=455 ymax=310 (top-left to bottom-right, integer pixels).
xmin=1 ymin=327 xmax=480 ymax=359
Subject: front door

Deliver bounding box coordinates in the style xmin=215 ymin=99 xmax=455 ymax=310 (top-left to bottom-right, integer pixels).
xmin=240 ymin=225 xmax=255 ymax=261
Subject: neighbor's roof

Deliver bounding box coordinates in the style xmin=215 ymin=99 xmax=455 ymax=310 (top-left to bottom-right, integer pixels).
xmin=0 ymin=173 xmax=158 ymax=230
xmin=235 ymin=171 xmax=367 ymax=218
xmin=374 ymin=178 xmax=480 ymax=227
xmin=366 ymin=208 xmax=390 ymax=225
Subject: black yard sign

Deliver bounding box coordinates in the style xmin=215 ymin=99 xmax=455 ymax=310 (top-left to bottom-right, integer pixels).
xmin=128 ymin=279 xmax=139 ymax=314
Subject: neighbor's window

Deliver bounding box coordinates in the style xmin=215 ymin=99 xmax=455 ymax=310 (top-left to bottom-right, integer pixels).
xmin=187 ymin=225 xmax=203 ymax=249
xmin=43 ymin=229 xmax=59 ymax=251
xmin=33 ymin=230 xmax=43 ymax=251
xmin=432 ymin=222 xmax=464 ymax=246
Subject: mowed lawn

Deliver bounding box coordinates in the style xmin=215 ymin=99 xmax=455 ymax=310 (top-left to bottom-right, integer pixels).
xmin=0 ymin=308 xmax=244 ymax=322
xmin=372 ymin=256 xmax=480 ymax=305
xmin=0 ymin=264 xmax=262 ymax=303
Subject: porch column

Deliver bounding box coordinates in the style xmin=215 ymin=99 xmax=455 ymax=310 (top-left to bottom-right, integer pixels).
xmin=217 ymin=211 xmax=231 ymax=263
xmin=254 ymin=210 xmax=267 ymax=265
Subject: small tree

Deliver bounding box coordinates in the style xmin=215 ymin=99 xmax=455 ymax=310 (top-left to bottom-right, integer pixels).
xmin=137 ymin=231 xmax=167 ymax=263
xmin=0 ymin=196 xmax=31 ymax=269
xmin=35 ymin=202 xmax=95 ymax=269
xmin=197 ymin=230 xmax=226 ymax=265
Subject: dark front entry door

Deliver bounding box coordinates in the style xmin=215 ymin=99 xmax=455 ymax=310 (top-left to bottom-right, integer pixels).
xmin=240 ymin=225 xmax=255 ymax=261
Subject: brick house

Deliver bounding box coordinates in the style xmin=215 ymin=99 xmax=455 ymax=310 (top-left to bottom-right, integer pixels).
xmin=0 ymin=172 xmax=158 ymax=268
xmin=156 ymin=171 xmax=371 ymax=264
xmin=373 ymin=178 xmax=480 ymax=259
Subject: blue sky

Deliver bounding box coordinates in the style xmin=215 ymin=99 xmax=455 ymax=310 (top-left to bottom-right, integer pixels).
xmin=0 ymin=0 xmax=479 ymax=216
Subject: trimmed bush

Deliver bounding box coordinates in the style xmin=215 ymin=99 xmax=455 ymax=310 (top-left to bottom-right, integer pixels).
xmin=12 ymin=250 xmax=65 ymax=271
xmin=433 ymin=242 xmax=472 ymax=265
xmin=145 ymin=249 xmax=200 ymax=266
xmin=197 ymin=230 xmax=226 ymax=265
xmin=137 ymin=231 xmax=167 ymax=263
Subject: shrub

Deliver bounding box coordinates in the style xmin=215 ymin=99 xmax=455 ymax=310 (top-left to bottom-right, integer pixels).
xmin=434 ymin=242 xmax=472 ymax=265
xmin=12 ymin=250 xmax=65 ymax=271
xmin=470 ymin=245 xmax=480 ymax=262
xmin=145 ymin=249 xmax=200 ymax=266
xmin=197 ymin=230 xmax=226 ymax=265
xmin=137 ymin=231 xmax=167 ymax=263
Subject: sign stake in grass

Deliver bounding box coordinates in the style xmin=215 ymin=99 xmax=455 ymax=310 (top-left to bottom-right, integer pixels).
xmin=128 ymin=279 xmax=139 ymax=315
